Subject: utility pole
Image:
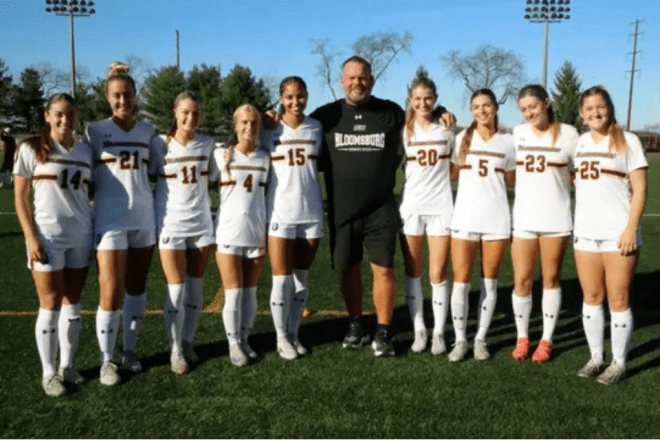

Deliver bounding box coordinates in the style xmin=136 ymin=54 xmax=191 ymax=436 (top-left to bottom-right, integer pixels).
xmin=626 ymin=20 xmax=642 ymax=131
xmin=176 ymin=30 xmax=180 ymax=70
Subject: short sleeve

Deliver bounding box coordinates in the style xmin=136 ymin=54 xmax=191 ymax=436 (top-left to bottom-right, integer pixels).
xmin=12 ymin=143 xmax=37 ymax=179
xmin=452 ymin=131 xmax=466 ymax=165
xmin=624 ymin=132 xmax=648 ymax=172
xmin=208 ymin=146 xmax=221 ymax=183
xmin=503 ymin=134 xmax=516 ymax=172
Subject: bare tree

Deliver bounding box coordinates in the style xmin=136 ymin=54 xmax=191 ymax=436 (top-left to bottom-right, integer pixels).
xmin=351 ymin=31 xmax=413 ymax=83
xmin=125 ymin=54 xmax=154 ymax=100
xmin=310 ymin=38 xmax=342 ymax=100
xmin=442 ymin=45 xmax=525 ymax=105
xmin=34 ymin=62 xmax=92 ymax=97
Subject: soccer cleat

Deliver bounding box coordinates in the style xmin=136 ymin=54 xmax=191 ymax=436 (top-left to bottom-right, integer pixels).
xmin=532 ymin=339 xmax=553 ymax=364
xmin=241 ymin=340 xmax=259 ymax=360
xmin=170 ymin=351 xmax=190 ymax=376
xmin=430 ymin=333 xmax=446 ymax=355
xmin=181 ymin=341 xmax=199 ymax=365
xmin=42 ymin=374 xmax=67 ymax=397
xmin=229 ymin=343 xmax=248 ymax=367
xmin=577 ymin=358 xmax=605 ymax=378
xmin=510 ymin=337 xmax=530 ymax=361
xmin=410 ymin=328 xmax=428 ymax=353
xmin=59 ymin=366 xmax=84 ymax=386
xmin=473 ymin=339 xmax=490 ymax=361
xmin=372 ymin=327 xmax=395 ymax=357
xmin=342 ymin=318 xmax=370 ymax=348
xmin=290 ymin=337 xmax=308 ymax=356
xmin=100 ymin=361 xmax=120 ymax=386
xmin=596 ymin=362 xmax=626 ymax=385
xmin=121 ymin=351 xmax=142 ymax=373
xmin=448 ymin=341 xmax=469 ymax=362
xmin=277 ymin=337 xmax=299 ymax=360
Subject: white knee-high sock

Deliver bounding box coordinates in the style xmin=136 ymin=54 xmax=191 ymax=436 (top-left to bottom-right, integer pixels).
xmin=241 ymin=286 xmax=258 ymax=342
xmin=122 ymin=292 xmax=146 ymax=353
xmin=610 ymin=308 xmax=633 ymax=366
xmin=96 ymin=306 xmax=120 ymax=364
xmin=582 ymin=303 xmax=605 ymax=362
xmin=36 ymin=308 xmax=59 ymax=377
xmin=541 ymin=287 xmax=562 ymax=342
xmin=58 ymin=303 xmax=81 ymax=370
xmin=405 ymin=276 xmax=425 ymax=333
xmin=222 ymin=288 xmax=242 ymax=345
xmin=512 ymin=292 xmax=532 ymax=339
xmin=270 ymin=274 xmax=293 ymax=339
xmin=475 ymin=278 xmax=498 ymax=341
xmin=287 ymin=269 xmax=309 ymax=339
xmin=164 ymin=283 xmax=185 ymax=353
xmin=451 ymin=282 xmax=471 ymax=343
xmin=431 ymin=281 xmax=449 ymax=336
xmin=182 ymin=276 xmax=204 ymax=344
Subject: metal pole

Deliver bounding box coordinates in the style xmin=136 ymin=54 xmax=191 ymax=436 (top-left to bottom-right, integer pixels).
xmin=626 ymin=20 xmax=640 ymax=131
xmin=542 ymin=18 xmax=549 ymax=88
xmin=176 ymin=30 xmax=180 ymax=69
xmin=69 ymin=9 xmax=76 ymax=97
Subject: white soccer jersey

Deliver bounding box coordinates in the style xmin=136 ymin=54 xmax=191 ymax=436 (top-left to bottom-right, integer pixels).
xmin=13 ymin=140 xmax=93 ymax=246
xmin=84 ymin=119 xmax=158 ymax=234
xmin=154 ymin=134 xmax=217 ymax=238
xmin=262 ymin=117 xmax=324 ymax=224
xmin=212 ymin=146 xmax=270 ymax=247
xmin=450 ymin=130 xmax=515 ymax=235
xmin=512 ymin=123 xmax=579 ymax=232
xmin=399 ymin=122 xmax=454 ymax=218
xmin=572 ymin=131 xmax=648 ymax=240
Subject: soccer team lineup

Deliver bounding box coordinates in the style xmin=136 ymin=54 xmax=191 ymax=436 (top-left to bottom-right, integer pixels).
xmin=6 ymin=54 xmax=649 ymax=398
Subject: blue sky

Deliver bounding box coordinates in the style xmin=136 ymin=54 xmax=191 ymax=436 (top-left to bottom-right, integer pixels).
xmin=1 ymin=0 xmax=658 ymax=129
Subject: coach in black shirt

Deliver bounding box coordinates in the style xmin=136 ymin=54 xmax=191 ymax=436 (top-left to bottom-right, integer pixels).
xmin=310 ymin=56 xmax=452 ymax=356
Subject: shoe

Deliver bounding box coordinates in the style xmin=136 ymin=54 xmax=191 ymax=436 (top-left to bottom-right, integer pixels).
xmin=577 ymin=358 xmax=605 ymax=378
xmin=290 ymin=336 xmax=308 ymax=356
xmin=473 ymin=339 xmax=490 ymax=361
xmin=532 ymin=339 xmax=553 ymax=364
xmin=59 ymin=366 xmax=84 ymax=385
xmin=181 ymin=341 xmax=199 ymax=365
xmin=170 ymin=351 xmax=190 ymax=376
xmin=100 ymin=361 xmax=120 ymax=386
xmin=277 ymin=337 xmax=298 ymax=360
xmin=430 ymin=333 xmax=446 ymax=355
xmin=229 ymin=343 xmax=248 ymax=367
xmin=410 ymin=328 xmax=428 ymax=353
xmin=511 ymin=337 xmax=530 ymax=361
xmin=596 ymin=362 xmax=626 ymax=385
xmin=448 ymin=340 xmax=469 ymax=362
xmin=121 ymin=351 xmax=142 ymax=373
xmin=42 ymin=375 xmax=67 ymax=397
xmin=372 ymin=327 xmax=395 ymax=357
xmin=342 ymin=318 xmax=370 ymax=348
xmin=241 ymin=340 xmax=259 ymax=360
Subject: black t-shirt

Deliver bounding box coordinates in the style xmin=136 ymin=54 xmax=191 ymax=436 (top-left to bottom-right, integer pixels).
xmin=310 ymin=97 xmax=405 ymax=226
xmin=0 ymin=134 xmax=16 ymax=168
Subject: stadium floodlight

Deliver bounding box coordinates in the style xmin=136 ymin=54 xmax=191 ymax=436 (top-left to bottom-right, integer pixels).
xmin=45 ymin=0 xmax=95 ymax=97
xmin=524 ymin=0 xmax=572 ymax=87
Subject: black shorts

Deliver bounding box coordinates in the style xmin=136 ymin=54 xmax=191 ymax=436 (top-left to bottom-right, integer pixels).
xmin=331 ymin=199 xmax=400 ymax=270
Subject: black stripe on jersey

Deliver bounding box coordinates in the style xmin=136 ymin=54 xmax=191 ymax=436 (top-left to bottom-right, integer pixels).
xmin=96 ymin=158 xmax=117 ymax=164
xmin=600 ymin=168 xmax=627 ymax=178
xmin=271 ymin=155 xmax=285 ymax=161
xmin=230 ymin=165 xmax=268 ymax=172
xmin=458 ymin=165 xmax=472 ymax=170
xmin=515 ymin=161 xmax=524 ymax=166
xmin=547 ymin=161 xmax=568 ymax=168
xmin=220 ymin=181 xmax=236 ymax=186
xmin=495 ymin=167 xmax=505 ymax=174
xmin=32 ymin=174 xmax=58 ymax=181
xmin=575 ymin=152 xmax=615 ymax=159
xmin=258 ymin=182 xmax=267 ymax=187
xmin=467 ymin=150 xmax=506 ymax=159
xmin=47 ymin=158 xmax=91 ymax=169
xmin=308 ymin=154 xmax=320 ymax=160
xmin=200 ymin=171 xmax=209 ymax=176
xmin=102 ymin=141 xmax=149 ymax=149
xmin=406 ymin=156 xmax=417 ymax=161
xmin=277 ymin=139 xmax=316 ymax=146
xmin=142 ymin=159 xmax=149 ymax=165
xmin=160 ymin=173 xmax=177 ymax=179
xmin=408 ymin=140 xmax=449 ymax=147
xmin=82 ymin=179 xmax=90 ymax=185
xmin=164 ymin=155 xmax=209 ymax=164
xmin=518 ymin=146 xmax=560 ymax=152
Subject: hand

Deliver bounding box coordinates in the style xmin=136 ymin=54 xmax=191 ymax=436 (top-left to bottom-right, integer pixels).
xmin=617 ymin=226 xmax=638 ymax=256
xmin=439 ymin=111 xmax=456 ymax=129
xmin=262 ymin=109 xmax=281 ymax=129
xmin=26 ymin=236 xmax=46 ymax=267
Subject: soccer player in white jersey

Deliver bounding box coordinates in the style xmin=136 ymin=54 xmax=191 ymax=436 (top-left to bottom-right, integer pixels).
xmin=214 ymin=104 xmax=270 ymax=367
xmin=398 ymin=78 xmax=454 ymax=354
xmin=573 ymin=86 xmax=647 ymax=385
xmin=13 ymin=94 xmax=93 ymax=396
xmin=510 ymin=85 xmax=580 ymax=363
xmin=262 ymin=77 xmax=324 ymax=360
xmin=84 ymin=62 xmax=159 ymax=385
xmin=448 ymin=89 xmax=515 ymax=362
xmin=154 ymin=92 xmax=216 ymax=375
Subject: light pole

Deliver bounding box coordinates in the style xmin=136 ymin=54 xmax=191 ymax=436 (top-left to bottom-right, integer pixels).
xmin=524 ymin=0 xmax=571 ymax=88
xmin=45 ymin=0 xmax=96 ymax=97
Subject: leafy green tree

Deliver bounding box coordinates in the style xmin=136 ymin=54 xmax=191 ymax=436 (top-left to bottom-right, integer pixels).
xmin=13 ymin=67 xmax=46 ymax=133
xmin=141 ymin=66 xmax=186 ymax=132
xmin=187 ymin=64 xmax=223 ymax=135
xmin=552 ymin=61 xmax=583 ymax=130
xmin=75 ymin=78 xmax=110 ymax=132
xmin=0 ymin=58 xmax=13 ymax=123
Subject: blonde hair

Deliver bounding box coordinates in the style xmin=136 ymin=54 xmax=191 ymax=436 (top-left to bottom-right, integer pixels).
xmin=458 ymin=89 xmax=499 ymax=165
xmin=404 ymin=78 xmax=437 ymax=144
xmin=105 ymin=61 xmax=136 ymax=95
xmin=580 ymin=85 xmax=627 ymax=154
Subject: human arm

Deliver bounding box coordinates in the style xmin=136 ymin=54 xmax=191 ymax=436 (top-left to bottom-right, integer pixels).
xmin=505 ymin=170 xmax=516 ymax=187
xmin=618 ymin=168 xmax=647 ymax=255
xmin=433 ymin=105 xmax=456 ymax=128
xmin=14 ymin=175 xmax=45 ymax=264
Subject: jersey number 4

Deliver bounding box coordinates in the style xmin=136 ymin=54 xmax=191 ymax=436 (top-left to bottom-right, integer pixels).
xmin=60 ymin=169 xmax=82 ymax=190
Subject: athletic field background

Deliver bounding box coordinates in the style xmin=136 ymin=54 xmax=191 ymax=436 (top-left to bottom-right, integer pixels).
xmin=0 ymin=149 xmax=659 ymax=438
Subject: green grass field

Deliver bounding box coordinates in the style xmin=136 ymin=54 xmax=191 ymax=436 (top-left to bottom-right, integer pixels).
xmin=1 ymin=152 xmax=659 ymax=438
